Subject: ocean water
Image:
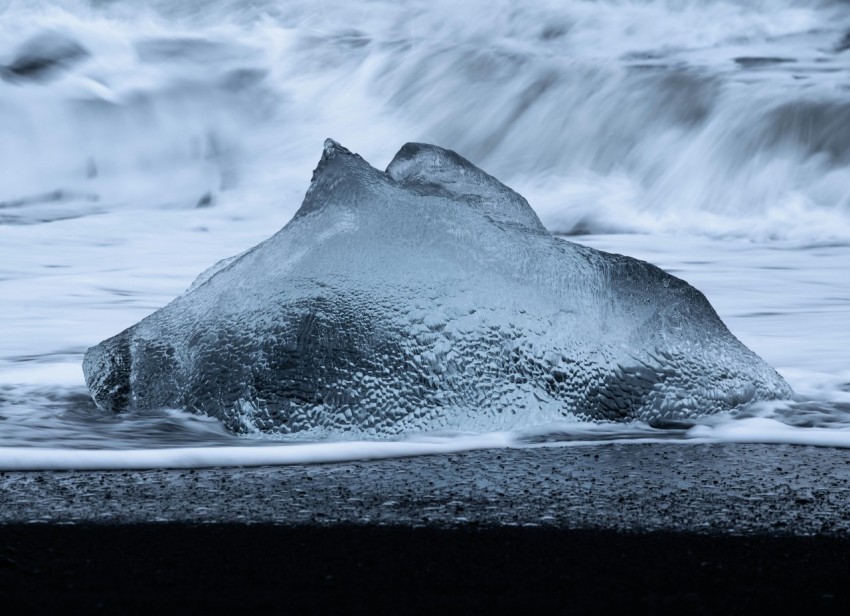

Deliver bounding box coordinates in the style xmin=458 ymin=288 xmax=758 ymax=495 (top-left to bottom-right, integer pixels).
xmin=1 ymin=0 xmax=849 ymax=469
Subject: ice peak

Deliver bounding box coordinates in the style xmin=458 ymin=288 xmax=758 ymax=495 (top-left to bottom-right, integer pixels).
xmin=308 ymin=137 xmax=375 ymax=187
xmin=300 ymin=140 xmax=548 ymax=232
xmin=322 ymin=138 xmax=351 ymax=159
xmin=297 ymin=139 xmax=388 ymax=219
xmin=387 ymin=142 xmax=547 ymax=233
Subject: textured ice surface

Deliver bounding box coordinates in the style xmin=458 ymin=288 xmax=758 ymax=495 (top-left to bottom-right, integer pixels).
xmin=83 ymin=140 xmax=793 ymax=437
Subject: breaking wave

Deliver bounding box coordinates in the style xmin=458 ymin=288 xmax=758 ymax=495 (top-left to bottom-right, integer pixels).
xmin=2 ymin=0 xmax=850 ymax=238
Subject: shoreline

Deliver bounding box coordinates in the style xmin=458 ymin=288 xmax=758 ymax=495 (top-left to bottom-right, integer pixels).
xmin=2 ymin=443 xmax=849 ymax=533
xmin=3 ymin=442 xmax=850 ymax=610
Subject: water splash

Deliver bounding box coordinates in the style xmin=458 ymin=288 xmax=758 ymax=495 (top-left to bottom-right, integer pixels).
xmin=1 ymin=0 xmax=850 ymax=237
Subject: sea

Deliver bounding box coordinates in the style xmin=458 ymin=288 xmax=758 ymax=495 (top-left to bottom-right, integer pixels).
xmin=1 ymin=0 xmax=849 ymax=469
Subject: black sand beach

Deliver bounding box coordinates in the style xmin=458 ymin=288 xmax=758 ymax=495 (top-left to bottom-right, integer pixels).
xmin=3 ymin=443 xmax=850 ymax=612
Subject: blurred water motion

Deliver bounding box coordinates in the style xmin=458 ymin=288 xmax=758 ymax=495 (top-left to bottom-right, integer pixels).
xmin=1 ymin=0 xmax=849 ymax=236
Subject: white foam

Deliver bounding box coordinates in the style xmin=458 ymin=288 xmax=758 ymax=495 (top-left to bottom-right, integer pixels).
xmin=0 ymin=432 xmax=513 ymax=471
xmin=0 ymin=362 xmax=84 ymax=387
xmin=689 ymin=417 xmax=850 ymax=449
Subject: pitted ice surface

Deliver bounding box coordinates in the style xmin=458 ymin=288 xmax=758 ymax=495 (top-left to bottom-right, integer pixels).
xmin=83 ymin=140 xmax=793 ymax=437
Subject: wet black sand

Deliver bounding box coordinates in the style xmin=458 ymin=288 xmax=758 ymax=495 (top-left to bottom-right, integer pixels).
xmin=3 ymin=443 xmax=850 ymax=611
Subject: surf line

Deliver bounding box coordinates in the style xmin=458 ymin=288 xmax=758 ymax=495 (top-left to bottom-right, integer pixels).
xmin=0 ymin=433 xmax=516 ymax=471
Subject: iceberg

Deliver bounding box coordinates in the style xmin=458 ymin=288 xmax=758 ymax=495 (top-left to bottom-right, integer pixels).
xmin=83 ymin=140 xmax=793 ymax=436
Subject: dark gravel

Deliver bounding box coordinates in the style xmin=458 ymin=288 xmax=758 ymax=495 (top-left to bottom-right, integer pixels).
xmin=3 ymin=443 xmax=850 ymax=612
xmin=2 ymin=442 xmax=850 ymax=533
